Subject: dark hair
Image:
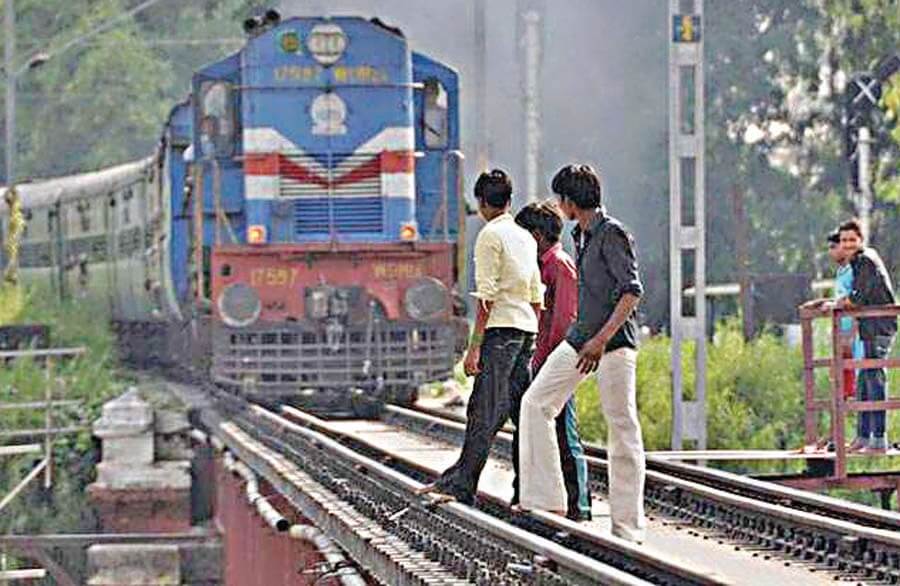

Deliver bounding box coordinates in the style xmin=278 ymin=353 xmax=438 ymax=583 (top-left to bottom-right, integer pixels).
xmin=551 ymin=164 xmax=602 ymax=210
xmin=827 ymin=230 xmax=840 ymax=245
xmin=838 ymin=218 xmax=864 ymax=240
xmin=474 ymin=169 xmax=513 ymax=208
xmin=515 ymin=201 xmax=564 ymax=244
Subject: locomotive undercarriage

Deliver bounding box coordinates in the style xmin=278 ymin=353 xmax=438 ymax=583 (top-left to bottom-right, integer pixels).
xmin=211 ymin=319 xmax=458 ymax=412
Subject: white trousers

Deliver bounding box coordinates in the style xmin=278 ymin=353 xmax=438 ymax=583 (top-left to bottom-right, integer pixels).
xmin=518 ymin=341 xmax=646 ymax=542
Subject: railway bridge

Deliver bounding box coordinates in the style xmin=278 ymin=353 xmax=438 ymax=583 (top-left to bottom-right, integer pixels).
xmin=5 ymin=362 xmax=900 ymax=586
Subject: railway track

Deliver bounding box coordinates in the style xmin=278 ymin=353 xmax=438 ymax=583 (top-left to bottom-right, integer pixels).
xmin=376 ymin=404 xmax=900 ymax=584
xmin=174 ymin=379 xmax=723 ymax=586
xmin=163 ymin=369 xmax=900 ymax=584
xmin=409 ymin=403 xmax=900 ymax=532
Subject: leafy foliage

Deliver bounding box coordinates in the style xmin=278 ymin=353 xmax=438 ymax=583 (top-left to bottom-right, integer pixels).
xmin=4 ymin=0 xmax=259 ymax=178
xmin=575 ymin=318 xmax=899 ymax=479
xmin=703 ymin=0 xmax=899 ymax=292
xmin=0 ymin=284 xmax=126 ymax=537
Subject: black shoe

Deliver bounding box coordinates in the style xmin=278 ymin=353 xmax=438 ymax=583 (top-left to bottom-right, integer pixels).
xmin=455 ymin=491 xmax=476 ymax=506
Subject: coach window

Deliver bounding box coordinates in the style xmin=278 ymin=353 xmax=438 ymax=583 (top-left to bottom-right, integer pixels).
xmin=22 ymin=208 xmax=32 ymax=239
xmin=200 ymin=81 xmax=235 ymax=157
xmin=77 ymin=200 xmax=91 ymax=232
xmin=423 ymin=78 xmax=448 ymax=149
xmin=122 ymin=189 xmax=133 ymax=225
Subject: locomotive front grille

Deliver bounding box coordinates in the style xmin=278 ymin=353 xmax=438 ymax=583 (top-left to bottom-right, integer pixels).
xmin=279 ymin=153 xmax=386 ymax=235
xmin=294 ymin=197 xmax=384 ymax=235
xmin=212 ymin=321 xmax=455 ymax=391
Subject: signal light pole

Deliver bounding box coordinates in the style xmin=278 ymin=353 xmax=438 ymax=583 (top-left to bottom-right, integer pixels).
xmin=844 ymin=54 xmax=899 ymax=237
xmin=856 ymin=126 xmax=872 ymax=238
xmin=669 ymin=0 xmax=707 ymax=450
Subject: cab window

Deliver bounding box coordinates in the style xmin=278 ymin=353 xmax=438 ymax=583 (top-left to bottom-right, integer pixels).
xmin=423 ymin=78 xmax=448 ymax=150
xmin=200 ymin=81 xmax=235 ymax=158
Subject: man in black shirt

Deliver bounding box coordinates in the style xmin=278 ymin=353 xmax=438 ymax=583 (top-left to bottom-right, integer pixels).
xmin=518 ymin=164 xmax=646 ymax=543
xmin=836 ymin=219 xmax=897 ymax=453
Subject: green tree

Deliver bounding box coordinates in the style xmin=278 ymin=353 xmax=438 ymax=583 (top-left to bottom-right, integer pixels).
xmin=703 ymin=0 xmax=899 ymax=293
xmin=704 ymin=1 xmax=844 ymax=287
xmin=3 ymin=0 xmax=258 ymax=179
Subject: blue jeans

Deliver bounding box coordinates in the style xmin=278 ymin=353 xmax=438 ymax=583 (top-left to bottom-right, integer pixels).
xmin=435 ymin=328 xmax=533 ymax=504
xmin=857 ymin=335 xmax=894 ymax=440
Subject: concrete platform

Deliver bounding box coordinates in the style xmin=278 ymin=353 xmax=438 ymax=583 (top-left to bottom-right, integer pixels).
xmin=325 ymin=419 xmax=838 ymax=586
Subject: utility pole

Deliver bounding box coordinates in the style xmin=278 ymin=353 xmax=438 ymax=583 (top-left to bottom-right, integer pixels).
xmin=518 ymin=0 xmax=543 ymax=206
xmin=473 ymin=0 xmax=488 ymax=173
xmin=669 ymin=0 xmax=707 ymax=450
xmin=731 ymin=185 xmax=753 ymax=340
xmin=5 ymin=0 xmax=15 ymax=186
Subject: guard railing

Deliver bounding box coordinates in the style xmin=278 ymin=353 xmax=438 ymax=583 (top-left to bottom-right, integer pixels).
xmin=800 ymin=304 xmax=900 ymax=480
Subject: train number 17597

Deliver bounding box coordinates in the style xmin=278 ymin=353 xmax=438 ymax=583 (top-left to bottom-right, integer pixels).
xmin=249 ymin=267 xmax=300 ymax=287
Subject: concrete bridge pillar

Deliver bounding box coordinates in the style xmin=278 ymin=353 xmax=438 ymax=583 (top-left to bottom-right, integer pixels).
xmin=86 ymin=387 xmax=222 ymax=585
xmin=88 ymin=387 xmax=192 ymax=533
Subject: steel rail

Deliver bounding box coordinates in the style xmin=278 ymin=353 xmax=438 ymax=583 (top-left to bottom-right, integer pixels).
xmin=164 ymin=373 xmax=682 ymax=585
xmin=275 ymin=404 xmax=726 ymax=586
xmin=383 ymin=404 xmax=900 ymax=582
xmin=230 ymin=403 xmax=660 ymax=586
xmin=404 ymin=403 xmax=900 ymax=530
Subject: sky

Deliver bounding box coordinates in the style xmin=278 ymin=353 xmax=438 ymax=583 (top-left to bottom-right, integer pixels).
xmin=280 ymin=0 xmax=669 ymax=225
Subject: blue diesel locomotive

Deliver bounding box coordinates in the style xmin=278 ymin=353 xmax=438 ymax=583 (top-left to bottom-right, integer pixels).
xmin=0 ymin=13 xmax=467 ymax=409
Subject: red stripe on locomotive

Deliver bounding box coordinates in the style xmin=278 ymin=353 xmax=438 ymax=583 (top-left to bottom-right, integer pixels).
xmin=244 ymin=151 xmax=413 ymax=186
xmin=212 ymin=242 xmax=454 ymax=323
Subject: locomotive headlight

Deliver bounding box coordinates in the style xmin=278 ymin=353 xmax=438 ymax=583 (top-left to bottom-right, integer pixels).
xmin=399 ymin=223 xmax=418 ymax=242
xmin=404 ymin=277 xmax=449 ymax=321
xmin=307 ymin=23 xmax=347 ymax=65
xmin=218 ymin=283 xmax=262 ymax=327
xmin=248 ymin=225 xmax=267 ymax=245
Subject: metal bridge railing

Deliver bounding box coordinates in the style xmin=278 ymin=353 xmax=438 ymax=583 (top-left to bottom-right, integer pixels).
xmin=0 ymin=346 xmax=86 ymax=583
xmin=800 ymin=304 xmax=900 ymax=480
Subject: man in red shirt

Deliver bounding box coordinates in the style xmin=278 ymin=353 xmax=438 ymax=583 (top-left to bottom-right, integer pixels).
xmin=512 ymin=201 xmax=591 ymax=521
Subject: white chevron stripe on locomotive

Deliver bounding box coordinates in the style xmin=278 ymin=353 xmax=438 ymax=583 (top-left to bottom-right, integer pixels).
xmin=243 ymin=127 xmax=414 ymax=200
xmin=243 ymin=127 xmax=413 ymax=157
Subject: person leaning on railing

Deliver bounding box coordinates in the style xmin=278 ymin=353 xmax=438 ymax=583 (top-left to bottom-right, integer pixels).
xmin=801 ymin=230 xmax=865 ymax=410
xmin=834 ymin=219 xmax=897 ymax=453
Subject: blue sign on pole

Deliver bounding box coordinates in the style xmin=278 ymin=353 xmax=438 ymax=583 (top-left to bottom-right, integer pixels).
xmin=673 ymin=15 xmax=701 ymax=43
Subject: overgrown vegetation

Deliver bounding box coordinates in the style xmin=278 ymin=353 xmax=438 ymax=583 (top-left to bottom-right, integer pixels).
xmin=574 ymin=318 xmax=900 ymax=505
xmin=577 ymin=321 xmax=803 ymax=460
xmin=0 ymin=284 xmax=126 ymax=538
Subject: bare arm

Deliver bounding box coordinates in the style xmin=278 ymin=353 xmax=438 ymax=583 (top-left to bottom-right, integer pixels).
xmin=593 ymin=293 xmax=641 ymax=345
xmin=575 ymin=293 xmax=640 ymax=373
xmin=470 ymin=299 xmax=493 ymax=346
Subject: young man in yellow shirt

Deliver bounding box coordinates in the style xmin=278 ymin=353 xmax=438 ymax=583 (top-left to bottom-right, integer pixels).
xmin=418 ymin=169 xmax=543 ymax=505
